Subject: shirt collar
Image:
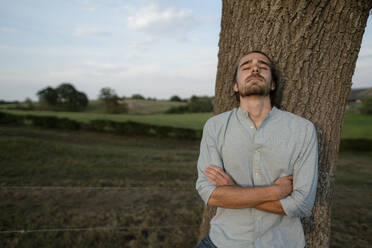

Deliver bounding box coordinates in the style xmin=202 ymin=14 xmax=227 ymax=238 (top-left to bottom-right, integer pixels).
xmin=237 ymin=106 xmax=278 ymax=121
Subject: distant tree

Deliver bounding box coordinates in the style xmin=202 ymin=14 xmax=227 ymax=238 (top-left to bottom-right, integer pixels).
xmin=166 ymin=95 xmax=213 ymax=113
xmin=170 ymin=95 xmax=182 ymax=102
xmin=55 ymin=83 xmax=88 ymax=111
xmin=37 ymin=83 xmax=88 ymax=111
xmin=360 ymin=96 xmax=372 ymax=115
xmin=0 ymin=100 xmax=20 ymax=104
xmin=98 ymin=87 xmax=128 ymax=114
xmin=131 ymin=94 xmax=145 ymax=100
xmin=37 ymin=87 xmax=58 ymax=109
xmin=188 ymin=95 xmax=213 ymax=112
xmin=24 ymin=98 xmax=34 ymax=110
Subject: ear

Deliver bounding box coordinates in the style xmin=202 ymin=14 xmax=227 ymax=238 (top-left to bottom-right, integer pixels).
xmin=233 ymin=82 xmax=239 ymax=92
xmin=270 ymin=81 xmax=276 ymax=91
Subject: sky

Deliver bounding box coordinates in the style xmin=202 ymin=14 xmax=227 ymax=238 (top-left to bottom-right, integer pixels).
xmin=0 ymin=0 xmax=371 ymax=101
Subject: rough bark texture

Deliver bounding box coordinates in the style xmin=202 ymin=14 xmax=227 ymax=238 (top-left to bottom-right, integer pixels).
xmin=199 ymin=1 xmax=371 ymax=247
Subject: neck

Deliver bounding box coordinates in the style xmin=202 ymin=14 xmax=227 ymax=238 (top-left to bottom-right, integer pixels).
xmin=239 ymin=95 xmax=272 ymax=128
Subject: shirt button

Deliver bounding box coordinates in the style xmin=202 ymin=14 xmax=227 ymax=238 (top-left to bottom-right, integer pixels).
xmin=250 ymin=126 xmax=254 ymax=129
xmin=255 ymin=172 xmax=259 ymax=176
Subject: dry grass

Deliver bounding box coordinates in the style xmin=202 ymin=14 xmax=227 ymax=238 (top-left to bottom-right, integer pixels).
xmin=0 ymin=126 xmax=371 ymax=247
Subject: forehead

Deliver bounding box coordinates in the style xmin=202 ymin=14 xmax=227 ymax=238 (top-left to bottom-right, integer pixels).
xmin=239 ymin=53 xmax=270 ymax=66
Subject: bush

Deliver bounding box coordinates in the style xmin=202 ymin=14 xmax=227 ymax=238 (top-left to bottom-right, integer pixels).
xmin=98 ymin=87 xmax=128 ymax=114
xmin=0 ymin=112 xmax=23 ymax=125
xmin=166 ymin=105 xmax=189 ymax=114
xmin=131 ymin=94 xmax=145 ymax=100
xmin=22 ymin=115 xmax=80 ymax=130
xmin=0 ymin=112 xmax=201 ymax=140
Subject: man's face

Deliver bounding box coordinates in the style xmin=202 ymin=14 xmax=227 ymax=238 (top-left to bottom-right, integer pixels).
xmin=234 ymin=53 xmax=275 ymax=97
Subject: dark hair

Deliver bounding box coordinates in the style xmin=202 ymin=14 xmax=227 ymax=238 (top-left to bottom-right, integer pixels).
xmin=232 ymin=50 xmax=279 ymax=102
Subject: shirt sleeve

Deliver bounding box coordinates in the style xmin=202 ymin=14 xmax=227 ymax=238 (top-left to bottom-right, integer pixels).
xmin=195 ymin=119 xmax=224 ymax=205
xmin=280 ymin=123 xmax=318 ymax=217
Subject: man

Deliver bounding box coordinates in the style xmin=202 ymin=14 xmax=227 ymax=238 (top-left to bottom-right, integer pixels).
xmin=196 ymin=51 xmax=318 ymax=248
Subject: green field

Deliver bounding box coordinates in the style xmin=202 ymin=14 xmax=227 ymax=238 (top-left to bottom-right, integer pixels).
xmin=340 ymin=113 xmax=372 ymax=139
xmin=83 ymin=99 xmax=187 ymax=115
xmin=1 ymin=109 xmax=212 ymax=130
xmin=0 ymin=126 xmax=371 ymax=247
xmin=2 ymin=109 xmax=372 ymax=140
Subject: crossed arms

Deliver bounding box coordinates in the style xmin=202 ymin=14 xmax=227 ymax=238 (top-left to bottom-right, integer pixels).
xmin=196 ymin=119 xmax=318 ymax=217
xmin=204 ymin=165 xmax=293 ymax=215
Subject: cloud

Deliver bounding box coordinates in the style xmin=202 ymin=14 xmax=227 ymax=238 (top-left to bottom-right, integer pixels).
xmin=77 ymin=61 xmax=128 ymax=75
xmin=74 ymin=27 xmax=112 ymax=37
xmin=126 ymin=4 xmax=197 ymax=39
xmin=352 ymin=43 xmax=372 ymax=88
xmin=0 ymin=26 xmax=19 ymax=33
xmin=78 ymin=0 xmax=100 ymax=12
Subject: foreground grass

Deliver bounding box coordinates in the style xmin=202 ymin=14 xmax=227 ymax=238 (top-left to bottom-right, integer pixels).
xmin=330 ymin=151 xmax=372 ymax=248
xmin=0 ymin=126 xmax=203 ymax=247
xmin=0 ymin=126 xmax=371 ymax=247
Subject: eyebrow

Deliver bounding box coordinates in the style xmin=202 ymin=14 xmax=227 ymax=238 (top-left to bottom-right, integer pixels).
xmin=239 ymin=59 xmax=270 ymax=68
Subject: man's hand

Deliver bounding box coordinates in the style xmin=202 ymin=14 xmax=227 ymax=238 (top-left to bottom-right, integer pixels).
xmin=204 ymin=165 xmax=236 ymax=186
xmin=273 ymin=175 xmax=293 ymax=199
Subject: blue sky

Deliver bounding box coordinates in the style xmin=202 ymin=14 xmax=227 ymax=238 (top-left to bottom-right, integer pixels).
xmin=0 ymin=0 xmax=370 ymax=101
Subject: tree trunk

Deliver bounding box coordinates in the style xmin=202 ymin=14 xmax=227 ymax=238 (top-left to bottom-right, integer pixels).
xmin=199 ymin=0 xmax=371 ymax=247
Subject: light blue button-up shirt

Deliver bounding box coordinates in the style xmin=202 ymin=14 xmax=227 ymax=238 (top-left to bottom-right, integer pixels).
xmin=196 ymin=107 xmax=318 ymax=248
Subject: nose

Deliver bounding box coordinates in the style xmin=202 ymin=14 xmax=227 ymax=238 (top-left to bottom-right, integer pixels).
xmin=251 ymin=64 xmax=259 ymax=73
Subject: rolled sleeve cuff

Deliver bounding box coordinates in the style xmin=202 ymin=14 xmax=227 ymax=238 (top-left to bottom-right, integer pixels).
xmin=280 ymin=196 xmax=312 ymax=217
xmin=197 ymin=183 xmax=216 ymax=206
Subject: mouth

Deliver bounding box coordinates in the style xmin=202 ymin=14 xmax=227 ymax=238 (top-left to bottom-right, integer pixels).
xmin=246 ymin=74 xmax=264 ymax=83
xmin=246 ymin=77 xmax=263 ymax=84
xmin=248 ymin=77 xmax=262 ymax=81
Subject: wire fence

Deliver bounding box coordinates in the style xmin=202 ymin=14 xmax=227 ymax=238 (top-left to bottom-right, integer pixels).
xmin=0 ymin=185 xmax=370 ymax=236
xmin=0 ymin=185 xmax=203 ymax=236
xmin=0 ymin=186 xmax=196 ymax=192
xmin=0 ymin=224 xmax=199 ymax=234
xmin=1 ymin=185 xmax=371 ymax=192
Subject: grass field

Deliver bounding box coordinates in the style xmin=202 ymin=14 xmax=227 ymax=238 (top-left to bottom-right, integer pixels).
xmin=0 ymin=99 xmax=187 ymax=115
xmin=1 ymin=109 xmax=212 ymax=130
xmin=0 ymin=126 xmax=371 ymax=247
xmin=0 ymin=126 xmax=203 ymax=247
xmin=83 ymin=99 xmax=187 ymax=115
xmin=340 ymin=113 xmax=372 ymax=139
xmin=2 ymin=109 xmax=372 ymax=140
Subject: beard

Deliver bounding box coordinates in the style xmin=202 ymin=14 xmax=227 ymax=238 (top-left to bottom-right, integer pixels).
xmin=238 ymin=76 xmax=272 ymax=97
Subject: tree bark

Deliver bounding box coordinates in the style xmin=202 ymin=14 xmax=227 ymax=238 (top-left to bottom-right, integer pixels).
xmin=199 ymin=1 xmax=371 ymax=247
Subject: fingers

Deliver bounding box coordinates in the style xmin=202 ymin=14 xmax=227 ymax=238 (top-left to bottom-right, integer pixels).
xmin=206 ymin=165 xmax=228 ymax=178
xmin=204 ymin=165 xmax=234 ymax=186
xmin=278 ymin=175 xmax=293 ymax=182
xmin=204 ymin=166 xmax=224 ymax=183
